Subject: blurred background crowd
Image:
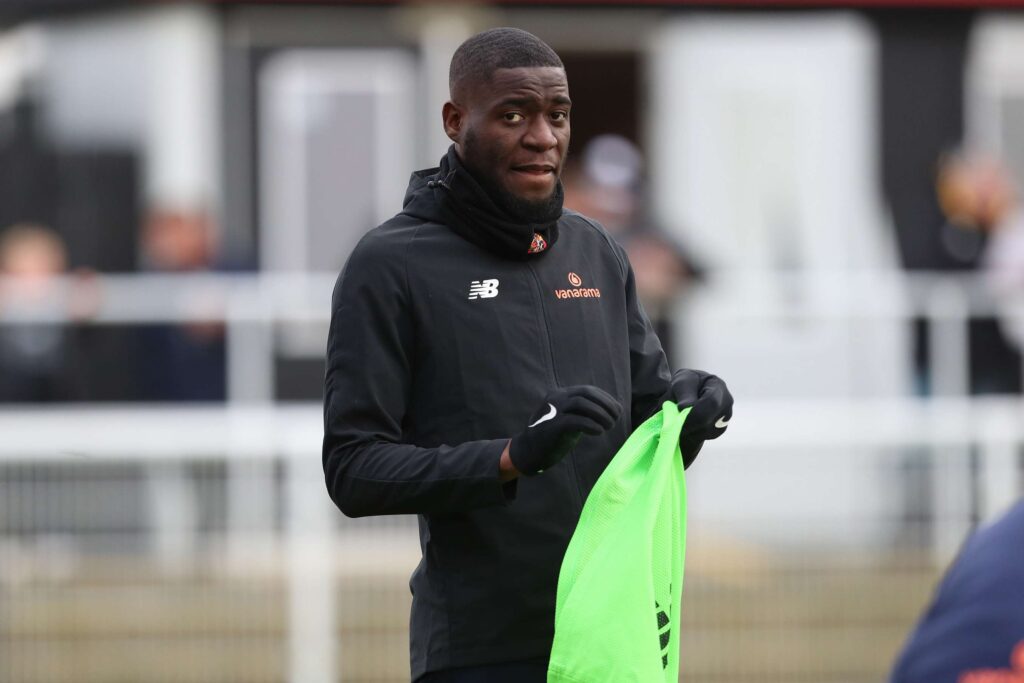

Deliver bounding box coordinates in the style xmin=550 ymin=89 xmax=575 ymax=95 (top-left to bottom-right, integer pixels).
xmin=0 ymin=1 xmax=1023 ymax=682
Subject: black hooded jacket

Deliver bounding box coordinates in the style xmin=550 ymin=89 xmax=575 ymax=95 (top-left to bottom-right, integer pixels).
xmin=323 ymin=148 xmax=672 ymax=678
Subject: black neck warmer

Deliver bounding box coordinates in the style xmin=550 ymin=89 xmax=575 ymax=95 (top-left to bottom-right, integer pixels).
xmin=429 ymin=147 xmax=563 ymax=260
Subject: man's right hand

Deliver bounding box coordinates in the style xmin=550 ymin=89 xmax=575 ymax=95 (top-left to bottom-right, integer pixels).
xmin=508 ymin=385 xmax=622 ymax=476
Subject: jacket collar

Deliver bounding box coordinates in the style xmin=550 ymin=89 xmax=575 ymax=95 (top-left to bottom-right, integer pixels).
xmin=402 ymin=146 xmax=562 ymax=260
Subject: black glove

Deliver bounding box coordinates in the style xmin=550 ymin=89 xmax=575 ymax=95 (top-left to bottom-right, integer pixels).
xmin=668 ymin=369 xmax=733 ymax=469
xmin=509 ymin=385 xmax=622 ymax=476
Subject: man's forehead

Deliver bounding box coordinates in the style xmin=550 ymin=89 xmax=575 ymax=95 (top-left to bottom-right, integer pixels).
xmin=478 ymin=66 xmax=569 ymax=102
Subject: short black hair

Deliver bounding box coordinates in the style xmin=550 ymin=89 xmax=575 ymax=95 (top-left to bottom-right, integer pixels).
xmin=449 ymin=27 xmax=563 ymax=99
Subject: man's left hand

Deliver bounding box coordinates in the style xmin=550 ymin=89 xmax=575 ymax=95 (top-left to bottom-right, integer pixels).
xmin=668 ymin=369 xmax=733 ymax=469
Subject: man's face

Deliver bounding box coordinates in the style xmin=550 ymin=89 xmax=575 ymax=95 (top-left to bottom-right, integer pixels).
xmin=444 ymin=66 xmax=571 ymax=217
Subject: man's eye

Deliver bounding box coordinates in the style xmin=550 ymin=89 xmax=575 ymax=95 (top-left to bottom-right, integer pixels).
xmin=504 ymin=112 xmax=524 ymax=123
xmin=551 ymin=111 xmax=568 ymax=122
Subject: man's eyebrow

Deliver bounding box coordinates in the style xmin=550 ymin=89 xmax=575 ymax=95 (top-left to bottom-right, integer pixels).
xmin=495 ymin=96 xmax=537 ymax=108
xmin=494 ymin=94 xmax=572 ymax=108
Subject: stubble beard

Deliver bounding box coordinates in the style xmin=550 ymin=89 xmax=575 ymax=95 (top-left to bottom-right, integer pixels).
xmin=462 ymin=130 xmax=564 ymax=224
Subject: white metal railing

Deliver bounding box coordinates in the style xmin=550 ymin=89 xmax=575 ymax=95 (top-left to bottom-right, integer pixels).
xmin=3 ymin=269 xmax=1023 ymax=400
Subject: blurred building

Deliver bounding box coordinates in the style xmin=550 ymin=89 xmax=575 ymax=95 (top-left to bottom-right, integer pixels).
xmin=1 ymin=3 xmax=1021 ymax=402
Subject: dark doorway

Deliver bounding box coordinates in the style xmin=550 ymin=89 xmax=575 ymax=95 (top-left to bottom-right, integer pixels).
xmin=559 ymin=52 xmax=641 ymax=155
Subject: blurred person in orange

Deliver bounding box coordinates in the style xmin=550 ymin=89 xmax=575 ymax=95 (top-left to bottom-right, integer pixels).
xmin=136 ymin=207 xmax=226 ymax=401
xmin=889 ymin=499 xmax=1024 ymax=683
xmin=934 ymin=151 xmax=1013 ymax=265
xmin=563 ymin=134 xmax=700 ymax=365
xmin=931 ymin=151 xmax=1022 ymax=393
xmin=0 ymin=223 xmax=77 ymax=401
xmin=947 ymin=155 xmax=1024 ymax=359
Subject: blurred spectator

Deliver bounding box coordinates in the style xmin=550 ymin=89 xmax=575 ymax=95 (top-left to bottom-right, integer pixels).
xmin=137 ymin=207 xmax=226 ymax=401
xmin=934 ymin=151 xmax=1012 ymax=264
xmin=889 ymin=499 xmax=1024 ymax=683
xmin=563 ymin=135 xmax=700 ymax=365
xmin=142 ymin=208 xmax=218 ymax=273
xmin=563 ymin=134 xmax=643 ymax=235
xmin=964 ymin=157 xmax=1024 ymax=360
xmin=927 ymin=150 xmax=1022 ymax=394
xmin=0 ymin=223 xmax=74 ymax=401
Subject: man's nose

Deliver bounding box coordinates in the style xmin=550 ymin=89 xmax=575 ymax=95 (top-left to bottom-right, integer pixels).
xmin=522 ymin=117 xmax=558 ymax=150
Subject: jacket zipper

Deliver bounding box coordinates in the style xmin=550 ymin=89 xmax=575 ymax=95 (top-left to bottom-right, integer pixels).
xmin=526 ymin=262 xmax=586 ymax=510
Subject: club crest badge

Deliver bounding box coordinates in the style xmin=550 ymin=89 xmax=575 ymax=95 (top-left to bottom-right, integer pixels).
xmin=528 ymin=232 xmax=548 ymax=254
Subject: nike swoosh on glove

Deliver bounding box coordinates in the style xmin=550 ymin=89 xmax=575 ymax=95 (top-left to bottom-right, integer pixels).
xmin=668 ymin=369 xmax=733 ymax=470
xmin=509 ymin=385 xmax=622 ymax=476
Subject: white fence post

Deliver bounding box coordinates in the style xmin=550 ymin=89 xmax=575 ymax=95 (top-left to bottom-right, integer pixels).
xmin=225 ymin=286 xmax=277 ymax=562
xmin=284 ymin=437 xmax=337 ymax=683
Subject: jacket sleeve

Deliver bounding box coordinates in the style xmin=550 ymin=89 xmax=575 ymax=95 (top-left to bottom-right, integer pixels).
xmin=618 ymin=245 xmax=673 ymax=428
xmin=322 ymin=232 xmax=513 ymax=518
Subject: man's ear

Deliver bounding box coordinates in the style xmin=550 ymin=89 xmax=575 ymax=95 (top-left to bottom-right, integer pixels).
xmin=442 ymin=101 xmax=463 ymax=143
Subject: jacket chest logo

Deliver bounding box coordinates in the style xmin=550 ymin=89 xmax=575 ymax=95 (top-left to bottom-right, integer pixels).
xmin=555 ymin=272 xmax=601 ymax=300
xmin=468 ymin=279 xmax=499 ymax=300
xmin=528 ymin=232 xmax=548 ymax=254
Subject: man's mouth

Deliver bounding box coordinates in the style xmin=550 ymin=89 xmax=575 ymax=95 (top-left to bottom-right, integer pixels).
xmin=512 ymin=164 xmax=556 ymax=176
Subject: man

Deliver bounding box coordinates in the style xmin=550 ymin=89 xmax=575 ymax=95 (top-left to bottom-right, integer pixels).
xmin=323 ymin=27 xmax=732 ymax=682
xmin=889 ymin=499 xmax=1024 ymax=683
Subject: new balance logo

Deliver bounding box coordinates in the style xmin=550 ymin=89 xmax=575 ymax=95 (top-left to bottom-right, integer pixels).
xmin=468 ymin=279 xmax=499 ymax=300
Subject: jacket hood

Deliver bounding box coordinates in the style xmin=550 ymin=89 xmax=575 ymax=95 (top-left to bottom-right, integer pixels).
xmin=402 ymin=166 xmax=443 ymax=223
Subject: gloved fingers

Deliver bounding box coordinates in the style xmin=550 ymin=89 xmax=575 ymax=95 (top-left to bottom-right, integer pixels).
xmin=562 ymin=395 xmax=621 ymax=429
xmin=557 ymin=385 xmax=622 ymax=418
xmin=669 ymin=370 xmax=702 ymax=408
xmin=685 ymin=390 xmax=720 ymax=432
xmin=684 ymin=402 xmax=725 ymax=440
xmin=551 ymin=431 xmax=583 ymax=456
xmin=562 ymin=414 xmax=611 ymax=436
xmin=699 ymin=375 xmax=730 ymax=403
xmin=582 ymin=386 xmax=623 ymax=419
xmin=680 ymin=436 xmax=704 ymax=470
xmin=676 ymin=374 xmax=730 ymax=438
xmin=672 ymin=370 xmax=732 ymax=470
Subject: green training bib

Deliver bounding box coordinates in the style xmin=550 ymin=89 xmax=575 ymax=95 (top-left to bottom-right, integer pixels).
xmin=548 ymin=402 xmax=689 ymax=683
